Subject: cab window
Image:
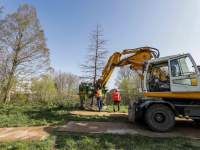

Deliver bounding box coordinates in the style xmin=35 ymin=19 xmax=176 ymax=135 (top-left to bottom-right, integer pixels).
xmin=170 ymin=56 xmax=196 ymax=77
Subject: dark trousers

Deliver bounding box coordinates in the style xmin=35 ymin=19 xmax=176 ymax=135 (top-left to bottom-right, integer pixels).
xmin=114 ymin=101 xmax=120 ymax=112
xmin=97 ymin=97 xmax=102 ymax=111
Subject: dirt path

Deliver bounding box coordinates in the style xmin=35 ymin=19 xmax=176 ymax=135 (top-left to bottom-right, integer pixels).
xmin=1 ymin=110 xmax=199 ymax=141
xmin=70 ymin=110 xmax=128 ymax=117
xmin=68 ymin=110 xmax=200 ymax=139
xmin=58 ymin=121 xmax=200 ymax=139
xmin=0 ymin=126 xmax=56 ymax=141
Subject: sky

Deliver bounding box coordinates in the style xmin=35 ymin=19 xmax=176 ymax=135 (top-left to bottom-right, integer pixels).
xmin=1 ymin=0 xmax=200 ymax=89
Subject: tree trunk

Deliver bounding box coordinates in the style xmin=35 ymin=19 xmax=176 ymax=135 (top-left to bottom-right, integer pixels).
xmin=4 ymin=90 xmax=10 ymax=102
xmin=4 ymin=49 xmax=19 ymax=102
xmin=91 ymin=96 xmax=95 ymax=108
xmin=4 ymin=67 xmax=16 ymax=102
xmin=4 ymin=68 xmax=16 ymax=102
xmin=80 ymin=99 xmax=86 ymax=110
xmin=91 ymin=23 xmax=99 ymax=108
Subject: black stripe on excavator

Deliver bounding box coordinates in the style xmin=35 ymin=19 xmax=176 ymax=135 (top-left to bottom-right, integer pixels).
xmin=123 ymin=47 xmax=160 ymax=58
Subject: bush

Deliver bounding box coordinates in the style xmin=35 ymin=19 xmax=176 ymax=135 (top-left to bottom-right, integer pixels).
xmin=31 ymin=75 xmax=57 ymax=102
xmin=54 ymin=96 xmax=80 ymax=108
xmin=10 ymin=92 xmax=27 ymax=102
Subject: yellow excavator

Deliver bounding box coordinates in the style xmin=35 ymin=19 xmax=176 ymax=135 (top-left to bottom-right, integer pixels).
xmin=79 ymin=47 xmax=200 ymax=132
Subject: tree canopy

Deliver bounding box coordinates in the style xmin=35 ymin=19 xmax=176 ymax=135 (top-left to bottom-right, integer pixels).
xmin=0 ymin=4 xmax=50 ymax=102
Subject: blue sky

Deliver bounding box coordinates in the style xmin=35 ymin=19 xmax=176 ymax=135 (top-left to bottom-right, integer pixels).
xmin=1 ymin=0 xmax=200 ymax=89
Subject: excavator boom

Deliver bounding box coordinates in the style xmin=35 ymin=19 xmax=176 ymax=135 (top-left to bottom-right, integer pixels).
xmin=79 ymin=47 xmax=160 ymax=102
xmin=96 ymin=47 xmax=160 ymax=88
xmin=79 ymin=47 xmax=162 ymax=102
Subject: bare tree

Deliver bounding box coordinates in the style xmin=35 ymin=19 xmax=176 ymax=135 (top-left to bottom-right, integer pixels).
xmin=0 ymin=7 xmax=9 ymax=100
xmin=1 ymin=5 xmax=50 ymax=102
xmin=65 ymin=73 xmax=79 ymax=95
xmin=0 ymin=6 xmax=6 ymax=26
xmin=115 ymin=65 xmax=144 ymax=105
xmin=54 ymin=70 xmax=69 ymax=94
xmin=0 ymin=57 xmax=10 ymax=100
xmin=105 ymin=88 xmax=115 ymax=105
xmin=79 ymin=22 xmax=108 ymax=107
xmin=54 ymin=70 xmax=79 ymax=97
xmin=0 ymin=53 xmax=10 ymax=93
xmin=115 ymin=66 xmax=135 ymax=87
xmin=0 ymin=7 xmax=3 ymax=15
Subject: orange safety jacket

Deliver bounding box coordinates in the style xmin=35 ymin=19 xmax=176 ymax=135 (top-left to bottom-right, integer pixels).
xmin=114 ymin=92 xmax=121 ymax=101
xmin=96 ymin=90 xmax=102 ymax=98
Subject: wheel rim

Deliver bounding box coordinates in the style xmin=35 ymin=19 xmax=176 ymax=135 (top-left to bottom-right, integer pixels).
xmin=153 ymin=113 xmax=166 ymax=124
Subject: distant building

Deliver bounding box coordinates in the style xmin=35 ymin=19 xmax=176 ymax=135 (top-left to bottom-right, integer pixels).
xmin=14 ymin=79 xmax=33 ymax=93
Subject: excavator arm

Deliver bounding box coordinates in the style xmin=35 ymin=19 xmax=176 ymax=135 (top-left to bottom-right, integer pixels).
xmin=96 ymin=47 xmax=160 ymax=88
xmin=79 ymin=47 xmax=161 ymax=102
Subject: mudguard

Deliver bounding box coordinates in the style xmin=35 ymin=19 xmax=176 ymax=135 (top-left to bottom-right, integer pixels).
xmin=135 ymin=99 xmax=175 ymax=116
xmin=128 ymin=99 xmax=175 ymax=121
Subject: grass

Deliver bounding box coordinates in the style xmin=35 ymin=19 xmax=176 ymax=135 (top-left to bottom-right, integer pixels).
xmin=0 ymin=102 xmax=129 ymax=128
xmin=103 ymin=104 xmax=129 ymax=113
xmin=0 ymin=101 xmax=200 ymax=149
xmin=1 ymin=130 xmax=200 ymax=150
xmin=50 ymin=132 xmax=200 ymax=150
xmin=84 ymin=102 xmax=129 ymax=113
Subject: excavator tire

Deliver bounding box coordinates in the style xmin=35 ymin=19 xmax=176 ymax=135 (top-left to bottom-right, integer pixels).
xmin=193 ymin=119 xmax=200 ymax=123
xmin=144 ymin=104 xmax=175 ymax=132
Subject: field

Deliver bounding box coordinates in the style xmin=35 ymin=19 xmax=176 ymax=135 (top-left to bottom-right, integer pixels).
xmin=0 ymin=101 xmax=200 ymax=150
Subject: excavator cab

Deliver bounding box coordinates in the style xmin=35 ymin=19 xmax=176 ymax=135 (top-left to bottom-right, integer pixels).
xmin=144 ymin=53 xmax=200 ymax=93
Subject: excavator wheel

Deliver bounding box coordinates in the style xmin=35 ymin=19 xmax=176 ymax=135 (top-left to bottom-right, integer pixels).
xmin=193 ymin=119 xmax=200 ymax=123
xmin=145 ymin=104 xmax=175 ymax=132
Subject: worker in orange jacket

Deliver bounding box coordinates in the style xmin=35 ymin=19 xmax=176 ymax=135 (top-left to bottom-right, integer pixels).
xmin=96 ymin=87 xmax=103 ymax=112
xmin=113 ymin=89 xmax=121 ymax=112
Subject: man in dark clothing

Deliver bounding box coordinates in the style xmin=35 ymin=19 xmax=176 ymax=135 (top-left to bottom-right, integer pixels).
xmin=96 ymin=88 xmax=102 ymax=112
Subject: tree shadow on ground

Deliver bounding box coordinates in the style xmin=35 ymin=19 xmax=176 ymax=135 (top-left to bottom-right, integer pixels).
xmin=24 ymin=106 xmax=143 ymax=149
xmin=49 ymin=127 xmax=198 ymax=150
xmin=23 ymin=105 xmax=200 ymax=129
xmin=23 ymin=106 xmax=200 ymax=149
xmin=23 ymin=106 xmax=130 ymax=127
xmin=175 ymin=119 xmax=200 ymax=128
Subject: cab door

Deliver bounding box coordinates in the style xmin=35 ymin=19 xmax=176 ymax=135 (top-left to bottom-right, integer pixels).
xmin=169 ymin=54 xmax=200 ymax=92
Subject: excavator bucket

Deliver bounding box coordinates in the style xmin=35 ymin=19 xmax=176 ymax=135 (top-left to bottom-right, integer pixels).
xmin=79 ymin=83 xmax=93 ymax=101
xmin=79 ymin=82 xmax=109 ymax=101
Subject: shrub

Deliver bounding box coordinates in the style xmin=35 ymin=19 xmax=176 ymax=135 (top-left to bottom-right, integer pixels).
xmin=10 ymin=92 xmax=27 ymax=102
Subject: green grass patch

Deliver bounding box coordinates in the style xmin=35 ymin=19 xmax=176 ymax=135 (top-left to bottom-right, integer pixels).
xmin=0 ymin=101 xmax=200 ymax=149
xmin=0 ymin=102 xmax=130 ymax=128
xmin=103 ymin=104 xmax=129 ymax=113
xmin=1 ymin=131 xmax=200 ymax=150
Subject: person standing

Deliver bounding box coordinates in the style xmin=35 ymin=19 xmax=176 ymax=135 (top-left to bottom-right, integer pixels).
xmin=96 ymin=87 xmax=102 ymax=112
xmin=113 ymin=89 xmax=121 ymax=112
